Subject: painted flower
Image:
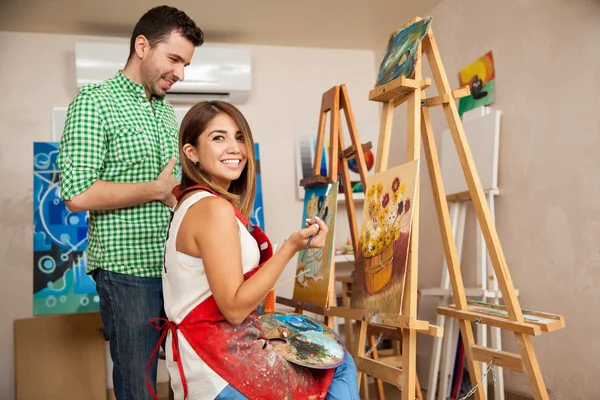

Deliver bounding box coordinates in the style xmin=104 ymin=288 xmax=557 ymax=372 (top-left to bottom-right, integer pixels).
xmin=397 ymin=200 xmax=404 ymax=215
xmin=368 ymin=200 xmax=379 ymax=224
xmin=404 ymin=198 xmax=411 ymax=213
xmin=392 ymin=177 xmax=400 ymax=192
xmin=367 ymin=185 xmax=377 ymax=199
xmin=374 ymin=182 xmax=383 ymax=197
xmin=382 ymin=193 xmax=390 ymax=208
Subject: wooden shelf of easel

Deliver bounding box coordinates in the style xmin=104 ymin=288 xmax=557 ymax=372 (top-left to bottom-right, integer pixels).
xmin=440 ymin=301 xmax=566 ymax=333
xmin=419 ymin=287 xmax=517 ymax=298
xmin=369 ymin=76 xmax=431 ymax=104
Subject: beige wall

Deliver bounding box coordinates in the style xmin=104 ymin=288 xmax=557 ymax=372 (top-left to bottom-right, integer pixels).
xmin=389 ymin=0 xmax=600 ymax=398
xmin=0 ymin=30 xmax=377 ymax=397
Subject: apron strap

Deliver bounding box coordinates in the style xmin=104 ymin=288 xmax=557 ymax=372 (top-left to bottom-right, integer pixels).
xmin=146 ymin=318 xmax=188 ymax=400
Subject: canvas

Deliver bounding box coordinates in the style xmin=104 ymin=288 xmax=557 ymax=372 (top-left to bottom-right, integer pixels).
xmin=33 ymin=142 xmax=99 ymax=315
xmin=375 ymin=17 xmax=432 ymax=87
xmin=250 ymin=142 xmax=265 ymax=231
xmin=458 ymin=51 xmax=496 ymax=116
xmin=292 ymin=182 xmax=339 ymax=307
xmin=350 ymin=160 xmax=419 ymax=313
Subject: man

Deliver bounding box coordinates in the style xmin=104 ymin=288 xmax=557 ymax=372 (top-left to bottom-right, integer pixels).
xmin=58 ymin=6 xmax=203 ymax=399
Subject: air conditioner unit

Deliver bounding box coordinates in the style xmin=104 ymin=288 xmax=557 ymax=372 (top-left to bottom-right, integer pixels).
xmin=74 ymin=41 xmax=252 ymax=104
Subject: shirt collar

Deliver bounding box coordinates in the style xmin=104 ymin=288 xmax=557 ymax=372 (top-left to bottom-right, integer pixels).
xmin=113 ymin=70 xmax=166 ymax=103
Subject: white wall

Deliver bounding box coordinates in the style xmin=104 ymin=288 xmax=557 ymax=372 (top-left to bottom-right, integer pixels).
xmin=0 ymin=30 xmax=379 ymax=397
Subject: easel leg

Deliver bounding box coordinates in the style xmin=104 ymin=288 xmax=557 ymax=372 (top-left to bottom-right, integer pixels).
xmin=487 ymin=192 xmax=505 ymax=400
xmin=398 ymin=37 xmax=424 ymax=400
xmin=415 ymin=374 xmax=424 ymax=400
xmin=427 ymin=201 xmax=467 ymax=400
xmin=420 ymin=101 xmax=485 ymax=400
xmin=476 ymin=218 xmax=489 ymax=398
xmin=438 ymin=318 xmax=457 ymax=400
xmin=355 ymin=321 xmax=369 ymax=398
xmin=342 ymin=282 xmax=354 ymax=354
xmin=369 ymin=335 xmax=385 ymax=399
xmin=515 ymin=333 xmax=549 ymax=400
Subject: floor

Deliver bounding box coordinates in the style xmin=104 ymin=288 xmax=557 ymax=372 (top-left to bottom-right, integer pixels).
xmin=145 ymin=380 xmax=534 ymax=400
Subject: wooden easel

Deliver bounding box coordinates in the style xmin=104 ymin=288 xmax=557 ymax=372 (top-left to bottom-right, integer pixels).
xmin=275 ymin=85 xmax=362 ymax=329
xmin=364 ymin=16 xmax=566 ymax=400
xmin=311 ymin=80 xmax=443 ymax=399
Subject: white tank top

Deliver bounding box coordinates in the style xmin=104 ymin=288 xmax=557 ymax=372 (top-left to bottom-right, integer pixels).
xmin=162 ymin=191 xmax=261 ymax=399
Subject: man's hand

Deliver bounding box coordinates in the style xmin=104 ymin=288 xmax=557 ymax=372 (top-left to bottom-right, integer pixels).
xmin=156 ymin=157 xmax=179 ymax=208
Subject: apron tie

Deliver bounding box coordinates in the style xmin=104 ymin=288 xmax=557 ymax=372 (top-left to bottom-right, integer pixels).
xmin=146 ymin=318 xmax=188 ymax=400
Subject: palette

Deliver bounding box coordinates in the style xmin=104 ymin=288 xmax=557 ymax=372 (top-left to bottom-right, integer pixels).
xmin=258 ymin=312 xmax=345 ymax=369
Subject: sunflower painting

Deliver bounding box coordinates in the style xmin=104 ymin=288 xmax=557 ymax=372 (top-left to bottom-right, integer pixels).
xmin=375 ymin=17 xmax=432 ymax=87
xmin=350 ymin=160 xmax=419 ymax=314
xmin=292 ymin=182 xmax=339 ymax=306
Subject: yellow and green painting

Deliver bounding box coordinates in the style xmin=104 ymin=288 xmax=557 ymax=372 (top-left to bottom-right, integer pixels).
xmin=458 ymin=51 xmax=496 ymax=115
xmin=292 ymin=182 xmax=338 ymax=307
xmin=350 ymin=160 xmax=419 ymax=313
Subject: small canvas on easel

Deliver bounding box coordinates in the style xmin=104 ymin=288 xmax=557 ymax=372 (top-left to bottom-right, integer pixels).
xmin=292 ymin=182 xmax=339 ymax=306
xmin=350 ymin=160 xmax=419 ymax=313
xmin=375 ymin=17 xmax=431 ymax=86
xmin=458 ymin=51 xmax=496 ymax=115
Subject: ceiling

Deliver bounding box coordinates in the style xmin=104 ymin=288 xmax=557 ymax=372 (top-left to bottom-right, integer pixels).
xmin=0 ymin=0 xmax=442 ymax=50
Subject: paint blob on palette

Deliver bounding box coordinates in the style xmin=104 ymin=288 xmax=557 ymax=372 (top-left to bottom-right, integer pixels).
xmin=259 ymin=312 xmax=345 ymax=369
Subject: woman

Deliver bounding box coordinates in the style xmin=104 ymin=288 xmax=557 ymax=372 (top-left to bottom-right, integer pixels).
xmin=148 ymin=101 xmax=358 ymax=400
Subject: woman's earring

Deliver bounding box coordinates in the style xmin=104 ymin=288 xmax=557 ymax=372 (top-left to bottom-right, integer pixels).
xmin=193 ymin=160 xmax=199 ymax=166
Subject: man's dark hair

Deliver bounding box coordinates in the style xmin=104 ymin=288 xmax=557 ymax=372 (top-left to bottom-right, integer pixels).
xmin=128 ymin=5 xmax=204 ymax=58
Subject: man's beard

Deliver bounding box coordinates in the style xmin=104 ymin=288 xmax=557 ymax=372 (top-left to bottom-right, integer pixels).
xmin=141 ymin=59 xmax=166 ymax=97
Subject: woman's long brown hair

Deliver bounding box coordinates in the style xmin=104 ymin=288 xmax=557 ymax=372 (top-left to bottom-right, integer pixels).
xmin=179 ymin=101 xmax=256 ymax=219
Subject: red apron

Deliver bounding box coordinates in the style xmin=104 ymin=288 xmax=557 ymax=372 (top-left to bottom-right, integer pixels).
xmin=147 ymin=184 xmax=335 ymax=400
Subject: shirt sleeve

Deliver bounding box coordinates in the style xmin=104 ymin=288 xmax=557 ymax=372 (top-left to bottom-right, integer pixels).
xmin=57 ymin=92 xmax=107 ymax=200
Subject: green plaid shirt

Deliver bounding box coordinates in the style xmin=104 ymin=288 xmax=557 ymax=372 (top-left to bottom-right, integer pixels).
xmin=58 ymin=70 xmax=179 ymax=278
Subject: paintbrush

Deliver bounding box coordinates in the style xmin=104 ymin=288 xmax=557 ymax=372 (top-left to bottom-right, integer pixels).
xmin=300 ymin=183 xmax=332 ymax=263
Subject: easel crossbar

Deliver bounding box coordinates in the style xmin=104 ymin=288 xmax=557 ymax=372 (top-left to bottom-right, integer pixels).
xmin=339 ymin=142 xmax=373 ymax=159
xmin=455 ymin=301 xmax=566 ymax=333
xmin=437 ymin=306 xmax=542 ymax=336
xmin=471 ymin=345 xmax=525 ymax=373
xmin=275 ymin=297 xmax=327 ymax=315
xmin=327 ymin=306 xmax=430 ymax=332
xmin=356 ymin=356 xmax=404 ymax=387
xmin=369 ymin=322 xmax=444 ymax=339
xmin=422 ymin=86 xmax=470 ymax=107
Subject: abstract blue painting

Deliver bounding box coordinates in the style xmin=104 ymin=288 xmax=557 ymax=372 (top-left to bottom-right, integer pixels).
xmin=33 ymin=142 xmax=99 ymax=315
xmin=250 ymin=142 xmax=265 ymax=231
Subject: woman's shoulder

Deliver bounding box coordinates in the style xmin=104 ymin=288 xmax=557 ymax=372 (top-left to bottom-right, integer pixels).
xmin=185 ymin=192 xmax=236 ymax=221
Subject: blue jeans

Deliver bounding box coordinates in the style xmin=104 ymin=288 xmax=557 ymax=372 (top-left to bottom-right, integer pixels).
xmin=92 ymin=268 xmax=165 ymax=400
xmin=214 ymin=351 xmax=359 ymax=400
